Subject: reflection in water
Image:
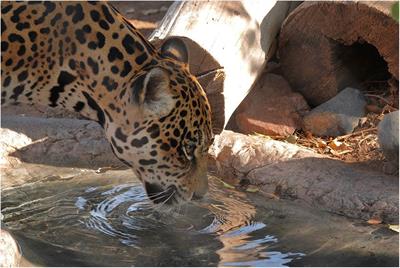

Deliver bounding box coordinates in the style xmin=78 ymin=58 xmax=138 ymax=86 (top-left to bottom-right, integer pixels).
xmin=203 ymin=179 xmax=304 ymax=266
xmin=218 ymin=223 xmax=304 ymax=267
xmin=1 ymin=166 xmax=304 ymax=267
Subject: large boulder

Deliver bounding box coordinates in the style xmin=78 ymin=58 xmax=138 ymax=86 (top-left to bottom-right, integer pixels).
xmin=209 ymin=131 xmax=399 ymax=223
xmin=234 ymin=73 xmax=309 ymax=137
xmin=303 ymin=87 xmax=367 ymax=137
xmin=1 ymin=116 xmax=120 ymax=169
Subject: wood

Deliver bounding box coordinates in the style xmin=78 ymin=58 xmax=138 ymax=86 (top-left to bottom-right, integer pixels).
xmin=279 ymin=1 xmax=399 ymax=106
xmin=150 ymin=1 xmax=297 ymax=134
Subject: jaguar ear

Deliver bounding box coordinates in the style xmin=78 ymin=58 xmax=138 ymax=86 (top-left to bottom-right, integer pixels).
xmin=160 ymin=37 xmax=189 ymax=64
xmin=132 ymin=67 xmax=174 ymax=115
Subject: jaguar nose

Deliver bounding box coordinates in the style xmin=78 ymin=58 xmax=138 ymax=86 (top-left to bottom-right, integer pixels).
xmin=144 ymin=182 xmax=176 ymax=204
xmin=192 ymin=192 xmax=205 ymax=200
xmin=192 ymin=171 xmax=208 ymax=200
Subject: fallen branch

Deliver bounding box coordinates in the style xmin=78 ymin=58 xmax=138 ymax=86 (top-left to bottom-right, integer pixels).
xmin=364 ymin=93 xmax=395 ymax=106
xmin=336 ymin=127 xmax=377 ymax=141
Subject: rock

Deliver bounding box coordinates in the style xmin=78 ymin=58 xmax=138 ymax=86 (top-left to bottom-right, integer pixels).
xmin=1 ymin=102 xmax=83 ymax=119
xmin=378 ymin=111 xmax=399 ymax=164
xmin=1 ymin=116 xmax=120 ymax=169
xmin=209 ymin=130 xmax=318 ymax=179
xmin=0 ymin=229 xmax=21 ymax=267
xmin=209 ymin=130 xmax=399 ymax=223
xmin=234 ymin=73 xmax=309 ymax=137
xmin=247 ymin=157 xmax=399 ymax=223
xmin=0 ymin=128 xmax=32 ymax=168
xmin=303 ymin=87 xmax=367 ymax=137
xmin=1 ymin=112 xmax=398 ymax=223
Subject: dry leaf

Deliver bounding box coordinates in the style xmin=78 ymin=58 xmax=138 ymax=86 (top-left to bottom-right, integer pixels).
xmin=245 ymin=185 xmax=259 ymax=193
xmin=367 ymin=218 xmax=382 ymax=225
xmin=222 ymin=181 xmax=235 ymax=189
xmin=388 ymin=224 xmax=399 ymax=233
xmin=252 ymin=132 xmax=272 ymax=139
xmin=328 ymin=139 xmax=342 ymax=150
xmin=317 ymin=140 xmax=327 ymax=148
xmin=328 ymin=139 xmax=351 ymax=152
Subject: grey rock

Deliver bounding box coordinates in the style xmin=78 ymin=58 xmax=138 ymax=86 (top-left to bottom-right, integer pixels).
xmin=378 ymin=111 xmax=399 ymax=163
xmin=303 ymin=87 xmax=367 ymax=137
xmin=210 ymin=130 xmax=398 ymax=223
xmin=1 ymin=116 xmax=120 ymax=168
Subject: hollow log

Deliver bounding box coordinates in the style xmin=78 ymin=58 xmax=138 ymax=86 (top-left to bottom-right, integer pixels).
xmin=279 ymin=1 xmax=399 ymax=106
xmin=150 ymin=1 xmax=299 ymax=133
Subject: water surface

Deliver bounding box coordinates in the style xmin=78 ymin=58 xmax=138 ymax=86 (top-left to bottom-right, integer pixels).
xmin=1 ymin=164 xmax=398 ymax=266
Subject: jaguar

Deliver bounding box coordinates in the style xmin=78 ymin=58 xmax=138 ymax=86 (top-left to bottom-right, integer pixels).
xmin=1 ymin=1 xmax=213 ymax=205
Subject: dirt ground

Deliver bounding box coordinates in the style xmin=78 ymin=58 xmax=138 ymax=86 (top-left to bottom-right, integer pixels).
xmin=275 ymin=78 xmax=398 ymax=173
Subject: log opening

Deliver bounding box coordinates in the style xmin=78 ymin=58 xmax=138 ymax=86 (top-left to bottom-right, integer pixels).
xmin=331 ymin=38 xmax=392 ymax=93
xmin=279 ymin=1 xmax=399 ymax=106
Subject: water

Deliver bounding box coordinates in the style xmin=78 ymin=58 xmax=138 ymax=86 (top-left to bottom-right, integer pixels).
xmin=1 ymin=164 xmax=398 ymax=267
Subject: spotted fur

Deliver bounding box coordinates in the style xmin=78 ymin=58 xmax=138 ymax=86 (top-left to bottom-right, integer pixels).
xmin=1 ymin=1 xmax=213 ymax=204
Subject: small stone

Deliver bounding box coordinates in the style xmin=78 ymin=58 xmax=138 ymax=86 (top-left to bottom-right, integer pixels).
xmin=234 ymin=74 xmax=309 ymax=137
xmin=303 ymin=87 xmax=367 ymax=137
xmin=378 ymin=111 xmax=399 ymax=163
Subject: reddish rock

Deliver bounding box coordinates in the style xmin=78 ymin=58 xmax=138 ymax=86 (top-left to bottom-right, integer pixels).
xmin=234 ymin=73 xmax=309 ymax=136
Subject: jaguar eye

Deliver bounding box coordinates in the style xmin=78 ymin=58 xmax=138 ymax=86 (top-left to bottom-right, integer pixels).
xmin=182 ymin=142 xmax=196 ymax=161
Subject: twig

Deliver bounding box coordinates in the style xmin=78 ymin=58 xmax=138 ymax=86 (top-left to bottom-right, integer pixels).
xmin=336 ymin=127 xmax=377 ymax=141
xmin=364 ymin=94 xmax=393 ymax=106
xmin=358 ymin=134 xmax=374 ymax=146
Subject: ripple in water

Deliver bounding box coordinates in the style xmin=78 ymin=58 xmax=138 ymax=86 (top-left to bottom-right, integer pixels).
xmin=2 ymin=171 xmax=304 ymax=267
